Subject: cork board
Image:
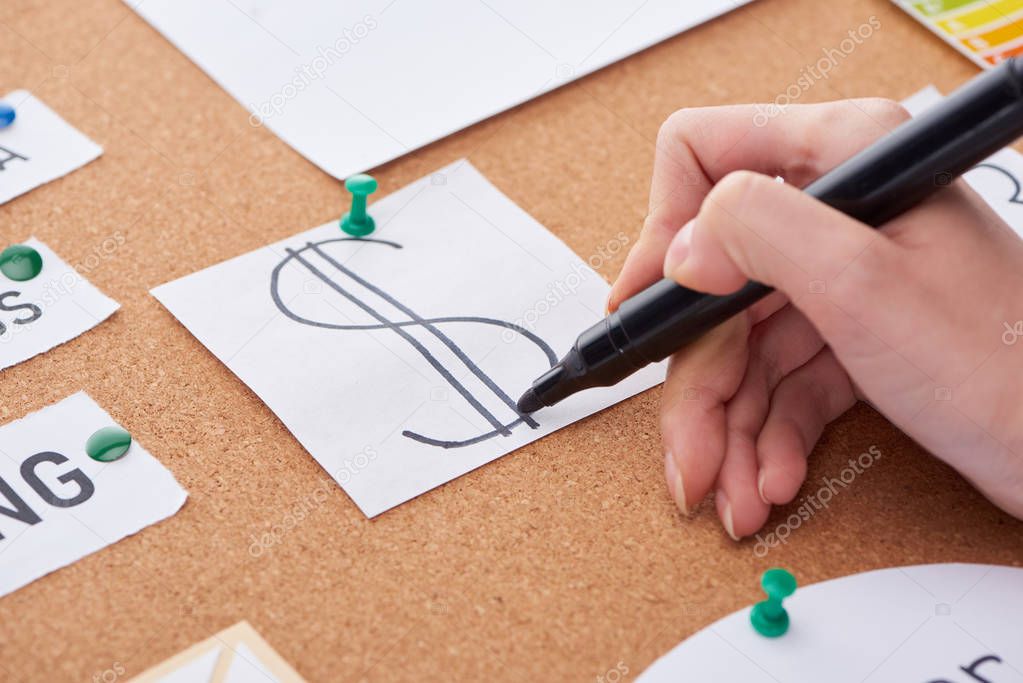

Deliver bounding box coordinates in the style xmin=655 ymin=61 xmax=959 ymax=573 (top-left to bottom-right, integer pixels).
xmin=1 ymin=0 xmax=1021 ymax=681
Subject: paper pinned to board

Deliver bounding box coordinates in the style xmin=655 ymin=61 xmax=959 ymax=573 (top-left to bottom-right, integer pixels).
xmin=130 ymin=621 xmax=305 ymax=683
xmin=903 ymin=85 xmax=1023 ymax=235
xmin=125 ymin=0 xmax=754 ymax=179
xmin=0 ymin=237 xmax=120 ymax=371
xmin=0 ymin=90 xmax=102 ymax=205
xmin=152 ymin=160 xmax=665 ymax=517
xmin=639 ymin=563 xmax=1023 ymax=682
xmin=0 ymin=392 xmax=187 ymax=597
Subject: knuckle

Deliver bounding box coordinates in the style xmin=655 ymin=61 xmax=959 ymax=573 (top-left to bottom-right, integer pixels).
xmin=656 ymin=109 xmax=691 ymax=147
xmin=857 ymin=97 xmax=912 ymax=127
xmin=704 ymin=170 xmax=768 ymax=217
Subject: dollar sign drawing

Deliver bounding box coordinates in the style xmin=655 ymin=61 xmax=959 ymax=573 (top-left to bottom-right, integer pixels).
xmin=270 ymin=236 xmax=556 ymax=449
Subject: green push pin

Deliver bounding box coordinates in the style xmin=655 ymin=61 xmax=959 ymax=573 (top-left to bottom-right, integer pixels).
xmin=340 ymin=174 xmax=378 ymax=237
xmin=750 ymin=568 xmax=797 ymax=637
xmin=86 ymin=426 xmax=132 ymax=463
xmin=0 ymin=244 xmax=43 ymax=281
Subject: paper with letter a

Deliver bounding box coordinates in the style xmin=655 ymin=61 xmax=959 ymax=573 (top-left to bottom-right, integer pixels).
xmin=125 ymin=0 xmax=753 ymax=179
xmin=153 ymin=161 xmax=664 ymax=517
xmin=639 ymin=564 xmax=1023 ymax=682
xmin=0 ymin=238 xmax=120 ymax=371
xmin=0 ymin=90 xmax=102 ymax=204
xmin=0 ymin=392 xmax=187 ymax=597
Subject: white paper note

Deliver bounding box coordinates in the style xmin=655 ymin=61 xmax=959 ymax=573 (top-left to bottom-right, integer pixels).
xmin=126 ymin=0 xmax=753 ymax=179
xmin=132 ymin=621 xmax=306 ymax=683
xmin=903 ymin=86 xmax=1023 ymax=236
xmin=639 ymin=563 xmax=1023 ymax=682
xmin=223 ymin=643 xmax=283 ymax=683
xmin=153 ymin=161 xmax=664 ymax=517
xmin=0 ymin=392 xmax=187 ymax=597
xmin=0 ymin=90 xmax=102 ymax=204
xmin=0 ymin=237 xmax=120 ymax=371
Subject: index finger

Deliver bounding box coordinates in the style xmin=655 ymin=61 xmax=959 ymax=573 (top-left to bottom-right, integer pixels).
xmin=607 ymin=98 xmax=909 ymax=311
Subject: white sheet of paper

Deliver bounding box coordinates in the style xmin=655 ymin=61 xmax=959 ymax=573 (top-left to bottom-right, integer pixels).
xmin=134 ymin=622 xmax=305 ymax=683
xmin=639 ymin=563 xmax=1023 ymax=682
xmin=0 ymin=392 xmax=187 ymax=597
xmin=224 ymin=643 xmax=283 ymax=683
xmin=0 ymin=237 xmax=120 ymax=371
xmin=152 ymin=649 xmax=221 ymax=683
xmin=125 ymin=0 xmax=753 ymax=179
xmin=903 ymin=85 xmax=1023 ymax=236
xmin=0 ymin=90 xmax=102 ymax=204
xmin=153 ymin=160 xmax=664 ymax=517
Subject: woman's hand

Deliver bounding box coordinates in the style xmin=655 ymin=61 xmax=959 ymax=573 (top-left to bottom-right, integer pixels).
xmin=609 ymin=99 xmax=1023 ymax=539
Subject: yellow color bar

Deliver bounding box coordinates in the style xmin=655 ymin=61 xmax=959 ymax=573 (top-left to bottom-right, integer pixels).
xmin=961 ymin=17 xmax=1023 ymax=50
xmin=938 ymin=0 xmax=1023 ymax=34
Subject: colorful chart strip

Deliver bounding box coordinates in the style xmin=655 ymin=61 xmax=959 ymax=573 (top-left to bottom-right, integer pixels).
xmin=895 ymin=0 xmax=1023 ymax=68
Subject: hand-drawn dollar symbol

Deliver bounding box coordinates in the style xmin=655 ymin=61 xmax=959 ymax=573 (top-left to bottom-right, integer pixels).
xmin=270 ymin=237 xmax=555 ymax=449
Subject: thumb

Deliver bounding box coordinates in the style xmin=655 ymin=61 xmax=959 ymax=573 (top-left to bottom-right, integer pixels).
xmin=663 ymin=170 xmax=898 ymax=344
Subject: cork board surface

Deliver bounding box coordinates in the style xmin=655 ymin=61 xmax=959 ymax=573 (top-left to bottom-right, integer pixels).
xmin=1 ymin=0 xmax=1021 ymax=680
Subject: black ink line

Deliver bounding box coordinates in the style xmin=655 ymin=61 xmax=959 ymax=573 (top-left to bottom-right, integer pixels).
xmin=270 ymin=237 xmax=557 ymax=449
xmin=403 ymin=418 xmax=528 ymax=449
xmin=972 ymin=163 xmax=1023 ymax=204
xmin=308 ymin=241 xmax=540 ymax=429
xmin=0 ymin=145 xmax=29 ymax=171
xmin=283 ymin=246 xmax=512 ymax=435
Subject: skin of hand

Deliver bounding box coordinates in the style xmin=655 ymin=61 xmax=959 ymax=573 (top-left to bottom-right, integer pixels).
xmin=608 ymin=99 xmax=1023 ymax=540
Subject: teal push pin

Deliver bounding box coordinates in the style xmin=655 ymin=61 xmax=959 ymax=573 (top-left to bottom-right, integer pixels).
xmin=340 ymin=173 xmax=378 ymax=236
xmin=750 ymin=568 xmax=796 ymax=637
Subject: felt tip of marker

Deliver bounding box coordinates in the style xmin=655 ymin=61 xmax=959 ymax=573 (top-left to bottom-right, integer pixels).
xmin=518 ymin=362 xmax=573 ymax=413
xmin=516 ymin=387 xmax=545 ymax=415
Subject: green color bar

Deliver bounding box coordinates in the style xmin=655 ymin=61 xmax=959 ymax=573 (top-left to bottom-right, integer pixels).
xmin=912 ymin=0 xmax=980 ymax=17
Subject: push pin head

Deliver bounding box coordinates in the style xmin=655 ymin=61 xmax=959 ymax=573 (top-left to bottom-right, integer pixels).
xmin=0 ymin=103 xmax=15 ymax=130
xmin=750 ymin=568 xmax=796 ymax=637
xmin=340 ymin=173 xmax=378 ymax=237
xmin=0 ymin=244 xmax=43 ymax=281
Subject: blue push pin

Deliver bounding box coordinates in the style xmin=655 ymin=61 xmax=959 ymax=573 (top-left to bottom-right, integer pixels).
xmin=750 ymin=568 xmax=797 ymax=637
xmin=0 ymin=103 xmax=15 ymax=130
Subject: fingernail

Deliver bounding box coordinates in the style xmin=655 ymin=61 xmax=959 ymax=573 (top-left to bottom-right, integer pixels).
xmin=663 ymin=221 xmax=694 ymax=276
xmin=664 ymin=452 xmax=689 ymax=515
xmin=716 ymin=490 xmax=740 ymax=541
xmin=757 ymin=470 xmax=769 ymax=504
xmin=604 ymin=291 xmax=613 ymax=315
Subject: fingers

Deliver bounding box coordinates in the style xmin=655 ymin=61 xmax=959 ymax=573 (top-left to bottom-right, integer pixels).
xmin=665 ymin=170 xmax=901 ymax=351
xmin=661 ymin=315 xmax=750 ymax=517
xmin=609 ymin=98 xmax=910 ymax=311
xmin=756 ymin=349 xmax=857 ymax=505
xmin=713 ymin=305 xmax=827 ymax=537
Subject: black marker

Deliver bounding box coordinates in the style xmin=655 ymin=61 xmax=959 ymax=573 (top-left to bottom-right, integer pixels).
xmin=517 ymin=57 xmax=1023 ymax=414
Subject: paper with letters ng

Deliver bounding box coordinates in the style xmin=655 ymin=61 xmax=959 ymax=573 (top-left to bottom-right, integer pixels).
xmin=0 ymin=238 xmax=120 ymax=371
xmin=153 ymin=161 xmax=664 ymax=517
xmin=0 ymin=392 xmax=187 ymax=597
xmin=0 ymin=90 xmax=102 ymax=205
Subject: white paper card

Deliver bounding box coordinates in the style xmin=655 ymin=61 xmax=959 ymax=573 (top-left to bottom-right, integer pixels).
xmin=0 ymin=392 xmax=187 ymax=597
xmin=0 ymin=90 xmax=102 ymax=204
xmin=0 ymin=237 xmax=120 ymax=371
xmin=152 ymin=649 xmax=220 ymax=683
xmin=126 ymin=0 xmax=753 ymax=179
xmin=224 ymin=643 xmax=283 ymax=683
xmin=639 ymin=563 xmax=1023 ymax=682
xmin=153 ymin=161 xmax=664 ymax=517
xmin=903 ymin=85 xmax=1023 ymax=236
